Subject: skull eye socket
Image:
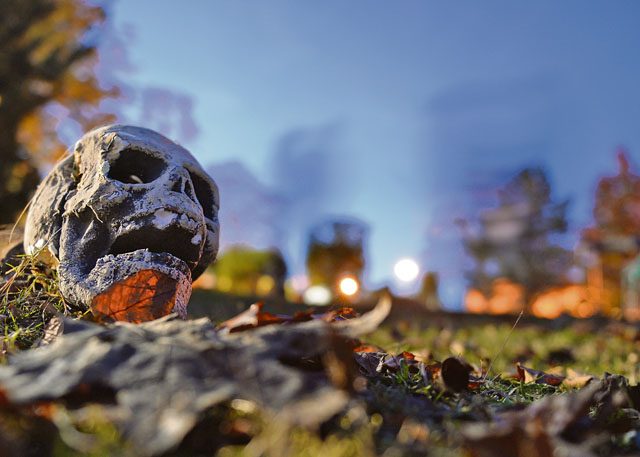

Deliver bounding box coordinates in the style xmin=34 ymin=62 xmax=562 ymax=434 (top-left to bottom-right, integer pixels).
xmin=188 ymin=170 xmax=216 ymax=220
xmin=107 ymin=148 xmax=167 ymax=184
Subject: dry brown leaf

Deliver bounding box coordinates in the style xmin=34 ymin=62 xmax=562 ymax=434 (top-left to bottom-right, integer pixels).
xmin=516 ymin=364 xmax=565 ymax=386
xmin=90 ymin=269 xmax=179 ymax=323
xmin=562 ymin=368 xmax=595 ymax=389
xmin=218 ymin=303 xmax=363 ymax=334
xmin=441 ymin=357 xmax=473 ymax=392
xmin=217 ymin=302 xmax=285 ymax=333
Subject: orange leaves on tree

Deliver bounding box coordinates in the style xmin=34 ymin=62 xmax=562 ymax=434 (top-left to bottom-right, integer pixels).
xmin=1 ymin=0 xmax=120 ymax=222
xmin=90 ymin=269 xmax=181 ymax=323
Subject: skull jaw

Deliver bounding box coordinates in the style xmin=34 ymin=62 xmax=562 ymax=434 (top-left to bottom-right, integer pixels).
xmin=60 ymin=250 xmax=192 ymax=321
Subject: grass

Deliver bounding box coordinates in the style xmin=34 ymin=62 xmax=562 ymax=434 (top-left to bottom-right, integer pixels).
xmin=366 ymin=317 xmax=640 ymax=381
xmin=0 ymin=250 xmax=88 ymax=351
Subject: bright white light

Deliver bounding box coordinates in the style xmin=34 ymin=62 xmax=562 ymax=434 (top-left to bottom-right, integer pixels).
xmin=339 ymin=277 xmax=359 ymax=296
xmin=303 ymin=285 xmax=332 ymax=305
xmin=394 ymin=258 xmax=420 ymax=282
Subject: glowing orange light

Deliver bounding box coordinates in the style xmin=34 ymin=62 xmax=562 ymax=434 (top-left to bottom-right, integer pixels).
xmin=531 ymin=295 xmax=563 ymax=319
xmin=465 ymin=289 xmax=489 ymax=314
xmin=489 ymin=279 xmax=524 ymax=314
xmin=339 ymin=277 xmax=359 ymax=296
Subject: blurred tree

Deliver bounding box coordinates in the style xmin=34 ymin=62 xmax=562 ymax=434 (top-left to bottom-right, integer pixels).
xmin=593 ymin=150 xmax=640 ymax=235
xmin=580 ymin=149 xmax=640 ymax=315
xmin=460 ymin=168 xmax=571 ymax=307
xmin=0 ymin=0 xmax=118 ymax=223
xmin=212 ymin=246 xmax=287 ymax=297
xmin=306 ymin=218 xmax=367 ymax=294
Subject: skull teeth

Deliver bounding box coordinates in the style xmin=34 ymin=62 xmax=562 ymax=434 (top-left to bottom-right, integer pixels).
xmin=107 ymin=225 xmax=203 ymax=271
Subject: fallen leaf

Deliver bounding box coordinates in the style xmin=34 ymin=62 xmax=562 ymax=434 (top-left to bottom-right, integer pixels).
xmin=90 ymin=269 xmax=181 ymax=323
xmin=354 ymin=352 xmax=385 ymax=377
xmin=319 ymin=307 xmax=358 ymax=322
xmin=516 ymin=364 xmax=565 ymax=386
xmin=376 ymin=352 xmax=420 ymax=374
xmin=562 ymin=368 xmax=595 ymax=389
xmin=218 ymin=304 xmax=361 ymax=334
xmin=462 ymin=378 xmax=623 ymax=457
xmin=352 ymin=343 xmax=384 ymax=353
xmin=217 ymin=302 xmax=284 ymax=333
xmin=441 ymin=357 xmax=473 ymax=392
xmin=0 ymin=301 xmax=390 ymax=456
xmin=38 ymin=315 xmax=64 ymax=346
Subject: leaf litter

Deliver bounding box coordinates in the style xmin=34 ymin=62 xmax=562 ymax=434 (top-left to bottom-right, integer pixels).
xmin=1 ymin=266 xmax=640 ymax=456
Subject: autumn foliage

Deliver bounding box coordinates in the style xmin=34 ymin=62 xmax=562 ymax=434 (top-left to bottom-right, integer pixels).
xmin=90 ymin=269 xmax=182 ymax=323
xmin=0 ymin=0 xmax=118 ymax=223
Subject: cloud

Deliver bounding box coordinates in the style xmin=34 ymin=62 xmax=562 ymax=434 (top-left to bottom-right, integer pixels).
xmin=207 ymin=161 xmax=285 ymax=251
xmin=137 ymin=87 xmax=200 ymax=144
xmin=269 ymin=122 xmax=349 ymax=271
xmin=205 ymin=122 xmax=351 ymax=275
xmin=93 ymin=5 xmax=200 ymax=146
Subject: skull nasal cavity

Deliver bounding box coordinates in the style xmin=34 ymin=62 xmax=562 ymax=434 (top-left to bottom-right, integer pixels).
xmin=107 ymin=148 xmax=167 ymax=184
xmin=188 ymin=170 xmax=216 ymax=220
xmin=170 ymin=175 xmax=196 ymax=199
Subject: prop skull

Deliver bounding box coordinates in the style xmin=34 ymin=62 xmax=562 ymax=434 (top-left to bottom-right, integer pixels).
xmin=24 ymin=125 xmax=219 ymax=320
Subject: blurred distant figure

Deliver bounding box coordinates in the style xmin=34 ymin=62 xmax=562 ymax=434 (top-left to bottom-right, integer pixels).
xmin=416 ymin=271 xmax=442 ymax=311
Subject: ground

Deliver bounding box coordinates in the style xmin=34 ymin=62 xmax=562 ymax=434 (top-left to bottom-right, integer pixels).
xmin=1 ymin=257 xmax=640 ymax=456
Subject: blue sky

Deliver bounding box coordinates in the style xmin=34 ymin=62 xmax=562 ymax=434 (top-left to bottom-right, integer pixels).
xmin=104 ymin=1 xmax=640 ymax=307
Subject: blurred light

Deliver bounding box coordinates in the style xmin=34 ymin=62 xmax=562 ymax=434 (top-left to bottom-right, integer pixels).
xmin=393 ymin=258 xmax=420 ymax=282
xmin=289 ymin=274 xmax=309 ymax=293
xmin=230 ymin=399 xmax=257 ymax=414
xmin=303 ymin=285 xmax=331 ymax=305
xmin=339 ymin=276 xmax=359 ymax=296
xmin=217 ymin=275 xmax=232 ymax=292
xmin=256 ymin=275 xmax=275 ymax=296
xmin=465 ymin=289 xmax=489 ymax=313
xmin=531 ymin=295 xmax=563 ymax=319
xmin=566 ymin=266 xmax=585 ymax=283
xmin=192 ymin=271 xmax=216 ymax=290
xmin=489 ymin=279 xmax=524 ymax=314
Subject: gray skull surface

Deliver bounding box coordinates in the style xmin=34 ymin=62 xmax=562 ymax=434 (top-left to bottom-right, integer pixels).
xmin=24 ymin=125 xmax=219 ymax=318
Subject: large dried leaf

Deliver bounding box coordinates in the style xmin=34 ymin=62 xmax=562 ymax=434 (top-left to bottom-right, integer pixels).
xmin=217 ymin=303 xmax=361 ymax=334
xmin=90 ymin=269 xmax=180 ymax=323
xmin=216 ymin=302 xmax=287 ymax=333
xmin=462 ymin=376 xmax=632 ymax=457
xmin=0 ymin=298 xmax=390 ymax=456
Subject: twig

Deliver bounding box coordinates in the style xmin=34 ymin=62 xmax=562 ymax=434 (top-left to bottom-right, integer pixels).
xmin=9 ymin=196 xmax=34 ymax=245
xmin=483 ymin=310 xmax=524 ymax=380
